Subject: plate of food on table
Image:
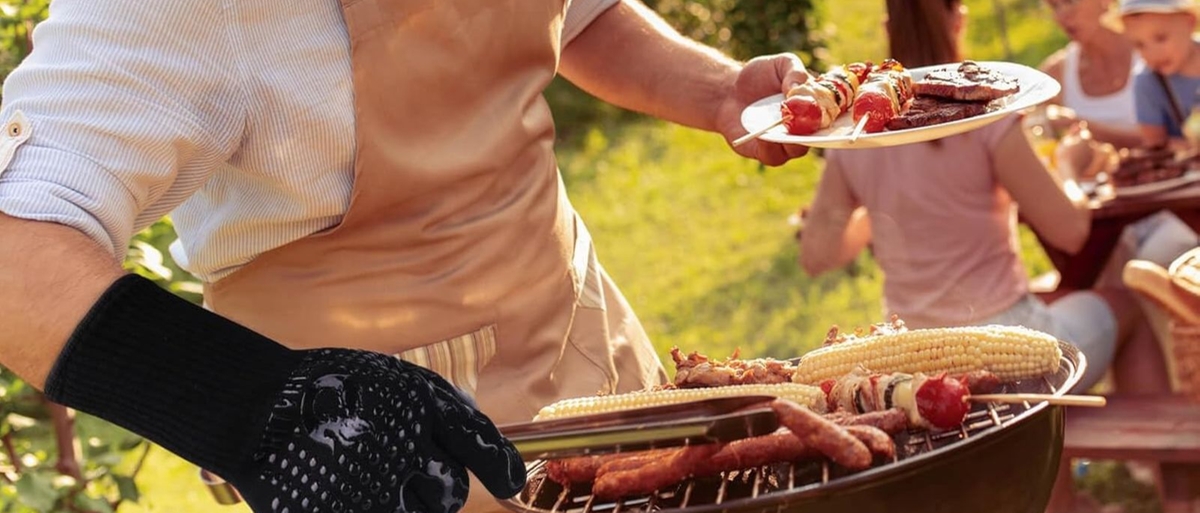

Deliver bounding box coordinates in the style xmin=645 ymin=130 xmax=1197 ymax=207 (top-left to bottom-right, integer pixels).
xmin=497 ymin=317 xmax=1103 ymax=513
xmin=1105 ymin=146 xmax=1200 ymax=198
xmin=738 ymin=59 xmax=1061 ymax=149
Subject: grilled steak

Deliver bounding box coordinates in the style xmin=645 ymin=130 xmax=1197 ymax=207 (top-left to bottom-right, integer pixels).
xmin=912 ymin=61 xmax=1020 ymax=102
xmin=885 ymin=96 xmax=990 ymax=130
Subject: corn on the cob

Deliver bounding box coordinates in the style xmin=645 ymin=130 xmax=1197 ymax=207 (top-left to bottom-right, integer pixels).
xmin=792 ymin=325 xmax=1062 ymax=385
xmin=534 ymin=383 xmax=827 ymax=421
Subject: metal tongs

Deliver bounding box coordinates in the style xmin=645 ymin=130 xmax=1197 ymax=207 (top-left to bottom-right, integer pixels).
xmin=497 ymin=395 xmax=780 ymax=461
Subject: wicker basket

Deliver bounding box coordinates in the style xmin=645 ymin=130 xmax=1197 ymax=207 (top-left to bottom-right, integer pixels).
xmin=1171 ymin=321 xmax=1200 ymax=403
xmin=1124 ymin=249 xmax=1200 ymax=401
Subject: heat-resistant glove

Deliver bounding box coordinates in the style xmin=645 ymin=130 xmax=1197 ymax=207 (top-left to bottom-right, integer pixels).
xmin=44 ymin=274 xmax=526 ymax=513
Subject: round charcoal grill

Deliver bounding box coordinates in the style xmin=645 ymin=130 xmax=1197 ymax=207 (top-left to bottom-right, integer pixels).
xmin=504 ymin=340 xmax=1085 ymax=513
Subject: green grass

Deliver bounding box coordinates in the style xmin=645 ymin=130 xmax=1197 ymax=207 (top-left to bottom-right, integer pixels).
xmin=116 ymin=1 xmax=1080 ymax=510
xmin=562 ymin=123 xmax=887 ymax=360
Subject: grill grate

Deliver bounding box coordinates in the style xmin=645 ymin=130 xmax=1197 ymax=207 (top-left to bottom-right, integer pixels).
xmin=508 ymin=349 xmax=1076 ymax=513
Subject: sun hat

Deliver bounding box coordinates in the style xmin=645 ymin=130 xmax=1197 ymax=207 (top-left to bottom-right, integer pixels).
xmin=1119 ymin=0 xmax=1198 ymax=15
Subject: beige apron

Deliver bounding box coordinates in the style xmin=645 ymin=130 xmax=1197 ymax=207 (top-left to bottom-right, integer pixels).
xmin=201 ymin=0 xmax=667 ymax=510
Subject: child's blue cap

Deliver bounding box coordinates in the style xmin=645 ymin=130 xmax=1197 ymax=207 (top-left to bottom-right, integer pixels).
xmin=1119 ymin=0 xmax=1197 ymax=15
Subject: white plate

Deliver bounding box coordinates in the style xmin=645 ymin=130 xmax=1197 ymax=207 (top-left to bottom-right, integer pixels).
xmin=1112 ymin=170 xmax=1200 ymax=198
xmin=739 ymin=61 xmax=1061 ymax=149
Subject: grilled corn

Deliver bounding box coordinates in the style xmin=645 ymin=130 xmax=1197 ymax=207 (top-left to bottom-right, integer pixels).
xmin=534 ymin=383 xmax=827 ymax=421
xmin=792 ymin=324 xmax=1062 ymax=385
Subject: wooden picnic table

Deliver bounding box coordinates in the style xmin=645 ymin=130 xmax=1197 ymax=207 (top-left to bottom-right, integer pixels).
xmin=1039 ymin=181 xmax=1200 ymax=291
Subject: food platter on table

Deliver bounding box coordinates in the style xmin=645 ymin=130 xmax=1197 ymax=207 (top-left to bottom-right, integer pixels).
xmin=1111 ymin=170 xmax=1200 ymax=198
xmin=1106 ymin=146 xmax=1200 ymax=198
xmin=738 ymin=60 xmax=1061 ymax=150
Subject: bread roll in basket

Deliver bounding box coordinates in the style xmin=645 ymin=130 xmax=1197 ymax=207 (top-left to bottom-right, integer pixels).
xmin=1124 ymin=247 xmax=1200 ymax=401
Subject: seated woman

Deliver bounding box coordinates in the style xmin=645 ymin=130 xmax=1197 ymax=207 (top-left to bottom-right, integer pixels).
xmin=797 ymin=0 xmax=1192 ymax=393
xmin=1038 ymin=0 xmax=1145 ymax=149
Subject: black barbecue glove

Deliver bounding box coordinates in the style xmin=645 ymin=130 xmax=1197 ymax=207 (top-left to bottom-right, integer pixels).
xmin=43 ymin=274 xmax=526 ymax=513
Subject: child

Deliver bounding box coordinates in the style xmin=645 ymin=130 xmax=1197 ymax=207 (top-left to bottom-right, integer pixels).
xmin=1121 ymin=0 xmax=1200 ymax=147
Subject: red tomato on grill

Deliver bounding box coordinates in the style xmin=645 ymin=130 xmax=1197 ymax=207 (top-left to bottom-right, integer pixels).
xmin=781 ymin=96 xmax=823 ymax=135
xmin=915 ymin=373 xmax=971 ymax=429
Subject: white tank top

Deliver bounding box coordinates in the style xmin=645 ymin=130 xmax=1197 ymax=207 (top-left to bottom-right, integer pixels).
xmin=1062 ymin=42 xmax=1143 ymax=130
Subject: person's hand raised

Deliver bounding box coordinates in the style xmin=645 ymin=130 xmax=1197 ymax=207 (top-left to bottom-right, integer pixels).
xmin=715 ymin=53 xmax=812 ymax=166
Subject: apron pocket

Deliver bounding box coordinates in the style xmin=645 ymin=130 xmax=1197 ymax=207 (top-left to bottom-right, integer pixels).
xmin=395 ymin=323 xmax=497 ymax=398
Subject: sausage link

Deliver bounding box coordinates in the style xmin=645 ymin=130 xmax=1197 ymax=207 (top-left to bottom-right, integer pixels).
xmin=770 ymin=398 xmax=872 ymax=470
xmin=842 ymin=425 xmax=896 ymax=460
xmin=545 ymin=449 xmax=673 ymax=485
xmin=592 ymin=444 xmax=723 ymax=499
xmin=829 ymin=408 xmax=909 ymax=434
xmin=596 ymin=450 xmax=675 ymax=477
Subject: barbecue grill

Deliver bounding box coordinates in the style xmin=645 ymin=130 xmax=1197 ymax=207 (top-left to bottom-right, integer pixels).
xmin=504 ymin=340 xmax=1086 ymax=513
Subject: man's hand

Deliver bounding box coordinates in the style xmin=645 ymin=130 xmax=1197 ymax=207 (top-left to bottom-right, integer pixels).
xmin=716 ymin=53 xmax=813 ymax=166
xmin=42 ymin=274 xmax=526 ymax=513
xmin=233 ymin=349 xmax=526 ymax=513
xmin=559 ymin=3 xmax=813 ymax=166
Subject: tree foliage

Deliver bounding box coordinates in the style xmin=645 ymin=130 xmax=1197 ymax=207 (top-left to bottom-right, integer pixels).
xmin=644 ymin=0 xmax=826 ymax=62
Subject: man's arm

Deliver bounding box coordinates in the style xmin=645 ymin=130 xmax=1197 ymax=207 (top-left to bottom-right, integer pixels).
xmin=0 ymin=215 xmax=122 ymax=387
xmin=559 ymin=0 xmax=740 ymax=132
xmin=559 ymin=0 xmax=810 ymax=165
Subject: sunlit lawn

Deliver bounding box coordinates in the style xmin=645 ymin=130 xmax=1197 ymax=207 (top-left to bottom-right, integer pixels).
xmin=116 ymin=1 xmax=1103 ymax=511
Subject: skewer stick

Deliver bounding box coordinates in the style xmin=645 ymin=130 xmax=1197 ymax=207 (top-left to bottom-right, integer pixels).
xmin=967 ymin=393 xmax=1107 ymax=407
xmin=848 ymin=114 xmax=870 ymax=144
xmin=733 ymin=116 xmax=790 ymax=148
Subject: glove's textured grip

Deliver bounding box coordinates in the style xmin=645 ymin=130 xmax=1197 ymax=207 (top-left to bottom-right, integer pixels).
xmin=44 ymin=274 xmax=302 ymax=478
xmin=234 ymin=349 xmax=470 ymax=513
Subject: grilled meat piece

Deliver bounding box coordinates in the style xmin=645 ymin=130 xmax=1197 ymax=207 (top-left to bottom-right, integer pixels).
xmin=591 ymin=444 xmax=722 ymax=499
xmin=546 ymin=409 xmax=908 ymax=494
xmin=670 ymin=347 xmax=796 ymax=387
xmin=912 ymin=61 xmax=1019 ymax=102
xmin=545 ymin=449 xmax=674 ymax=486
xmin=1111 ymin=146 xmax=1193 ymax=187
xmin=885 ymin=96 xmax=991 ymax=131
xmin=843 ymin=425 xmax=896 ymax=460
xmin=827 ymin=408 xmax=910 ymax=434
xmin=823 ymin=315 xmax=908 ymax=346
xmin=770 ymin=398 xmax=872 ymax=470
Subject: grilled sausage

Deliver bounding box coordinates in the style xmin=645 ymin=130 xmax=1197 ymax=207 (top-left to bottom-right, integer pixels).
xmin=597 ymin=450 xmax=674 ymax=476
xmin=843 ymin=425 xmax=896 ymax=460
xmin=545 ymin=449 xmax=674 ymax=486
xmin=592 ymin=444 xmax=723 ymax=499
xmin=545 ymin=456 xmax=604 ymax=485
xmin=828 ymin=408 xmax=909 ymax=434
xmin=770 ymin=398 xmax=872 ymax=470
xmin=696 ymin=429 xmax=818 ymax=477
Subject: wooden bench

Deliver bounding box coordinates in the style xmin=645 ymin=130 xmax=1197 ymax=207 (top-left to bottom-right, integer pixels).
xmin=1047 ymin=395 xmax=1200 ymax=513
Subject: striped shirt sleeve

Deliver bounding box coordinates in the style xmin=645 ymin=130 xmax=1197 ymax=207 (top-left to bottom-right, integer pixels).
xmin=562 ymin=0 xmax=620 ymax=44
xmin=0 ymin=0 xmax=245 ymax=261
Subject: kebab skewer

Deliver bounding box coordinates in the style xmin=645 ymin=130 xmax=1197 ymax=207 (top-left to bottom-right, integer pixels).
xmin=850 ymin=58 xmax=915 ymax=134
xmin=820 ymin=368 xmax=995 ymax=430
xmin=779 ymin=63 xmax=871 ymax=136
